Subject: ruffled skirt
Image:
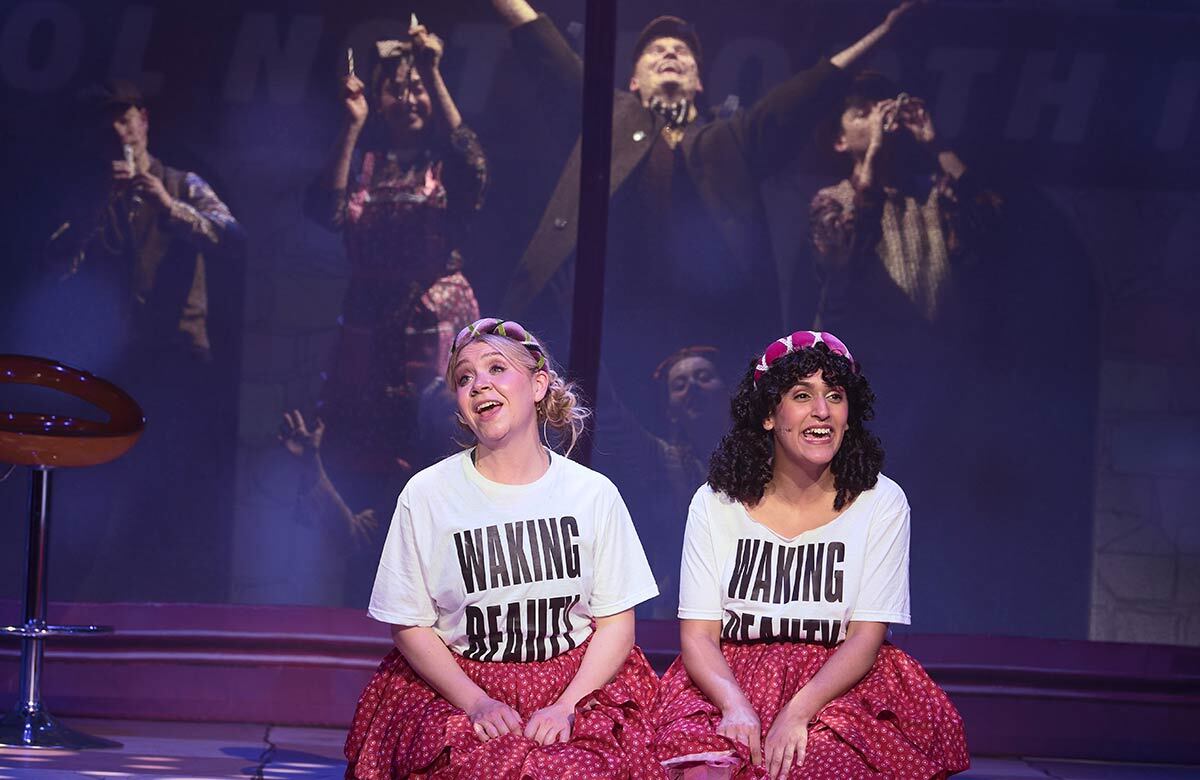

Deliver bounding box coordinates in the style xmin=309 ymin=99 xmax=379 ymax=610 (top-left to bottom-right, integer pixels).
xmin=345 ymin=642 xmax=663 ymax=779
xmin=652 ymin=642 xmax=969 ymax=779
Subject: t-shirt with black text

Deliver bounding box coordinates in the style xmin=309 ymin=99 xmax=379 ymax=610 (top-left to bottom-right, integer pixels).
xmin=678 ymin=475 xmax=910 ymax=646
xmin=369 ymin=449 xmax=659 ymax=661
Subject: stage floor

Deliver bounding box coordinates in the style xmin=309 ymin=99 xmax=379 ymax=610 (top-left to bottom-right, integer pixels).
xmin=0 ymin=719 xmax=1198 ymax=779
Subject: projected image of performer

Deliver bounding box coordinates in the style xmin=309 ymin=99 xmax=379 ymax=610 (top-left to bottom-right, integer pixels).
xmin=43 ymin=79 xmax=243 ymax=601
xmin=652 ymin=331 xmax=969 ymax=779
xmin=288 ymin=22 xmax=486 ymax=579
xmin=490 ymin=0 xmax=922 ymax=423
xmin=344 ymin=318 xmax=661 ymax=778
xmin=809 ymin=71 xmax=1002 ymax=351
xmin=806 ymin=69 xmax=1095 ymax=637
xmin=656 ymin=345 xmax=728 ymax=468
xmin=597 ymin=345 xmax=730 ymax=618
xmin=47 ymin=80 xmax=243 ymax=366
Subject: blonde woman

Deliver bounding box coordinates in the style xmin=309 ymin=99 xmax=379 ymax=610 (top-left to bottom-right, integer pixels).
xmin=345 ymin=318 xmax=662 ymax=779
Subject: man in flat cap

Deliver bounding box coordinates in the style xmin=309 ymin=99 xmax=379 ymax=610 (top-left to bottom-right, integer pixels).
xmin=43 ymin=80 xmax=244 ymax=601
xmin=488 ymin=0 xmax=918 ymax=615
xmin=489 ymin=0 xmax=917 ymax=423
xmin=48 ymin=79 xmax=242 ymax=364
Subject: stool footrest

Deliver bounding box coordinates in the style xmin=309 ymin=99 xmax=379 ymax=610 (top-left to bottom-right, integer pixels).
xmin=0 ymin=624 xmax=113 ymax=638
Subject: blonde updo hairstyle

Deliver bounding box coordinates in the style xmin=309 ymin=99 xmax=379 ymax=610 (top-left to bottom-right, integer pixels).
xmin=447 ymin=332 xmax=591 ymax=457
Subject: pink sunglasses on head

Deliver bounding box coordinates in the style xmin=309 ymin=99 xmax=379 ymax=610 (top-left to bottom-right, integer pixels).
xmin=753 ymin=330 xmax=855 ymax=384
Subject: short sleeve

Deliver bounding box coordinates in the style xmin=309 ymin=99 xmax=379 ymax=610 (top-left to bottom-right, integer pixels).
xmin=677 ymin=488 xmax=724 ymax=621
xmin=850 ymin=483 xmax=911 ymax=625
xmin=589 ymin=488 xmax=659 ymax=617
xmin=367 ymin=493 xmax=438 ymax=626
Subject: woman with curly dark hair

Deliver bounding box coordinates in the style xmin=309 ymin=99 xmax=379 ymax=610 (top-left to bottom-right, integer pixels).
xmin=652 ymin=331 xmax=968 ymax=779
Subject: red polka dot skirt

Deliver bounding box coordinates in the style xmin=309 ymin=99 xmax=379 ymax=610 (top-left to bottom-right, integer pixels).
xmin=345 ymin=642 xmax=665 ymax=779
xmin=652 ymin=642 xmax=969 ymax=779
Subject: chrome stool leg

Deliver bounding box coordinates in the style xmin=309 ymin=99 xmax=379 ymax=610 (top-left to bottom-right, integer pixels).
xmin=1 ymin=467 xmax=120 ymax=749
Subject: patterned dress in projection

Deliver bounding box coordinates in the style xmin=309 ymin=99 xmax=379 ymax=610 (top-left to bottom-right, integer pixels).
xmin=306 ymin=125 xmax=486 ymax=480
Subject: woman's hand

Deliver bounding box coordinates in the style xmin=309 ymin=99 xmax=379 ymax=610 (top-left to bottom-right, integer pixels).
xmin=762 ymin=701 xmax=810 ymax=779
xmin=342 ymin=74 xmax=368 ymax=128
xmin=853 ymin=99 xmax=895 ymax=191
xmin=279 ymin=409 xmax=324 ymax=460
xmin=410 ymin=24 xmax=444 ymax=73
xmin=898 ymin=96 xmax=936 ymax=145
xmin=523 ymin=701 xmax=575 ymax=745
xmin=466 ymin=694 xmax=523 ymax=742
xmin=716 ymin=699 xmax=762 ymax=766
xmin=868 ymin=99 xmax=896 ymax=154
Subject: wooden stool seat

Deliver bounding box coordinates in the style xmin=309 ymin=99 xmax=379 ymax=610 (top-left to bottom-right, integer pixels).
xmin=0 ymin=354 xmax=144 ymax=468
xmin=0 ymin=354 xmax=145 ymax=750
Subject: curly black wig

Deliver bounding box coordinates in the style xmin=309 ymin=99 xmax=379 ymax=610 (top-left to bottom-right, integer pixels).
xmin=707 ymin=344 xmax=884 ymax=510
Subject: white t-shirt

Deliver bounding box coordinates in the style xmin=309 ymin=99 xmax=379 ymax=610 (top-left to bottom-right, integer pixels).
xmin=369 ymin=449 xmax=659 ymax=661
xmin=678 ymin=475 xmax=910 ymax=646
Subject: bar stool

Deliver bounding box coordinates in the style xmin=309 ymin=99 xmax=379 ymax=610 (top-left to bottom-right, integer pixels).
xmin=0 ymin=354 xmax=144 ymax=749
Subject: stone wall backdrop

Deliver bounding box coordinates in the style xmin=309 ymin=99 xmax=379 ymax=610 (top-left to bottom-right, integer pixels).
xmin=1074 ymin=191 xmax=1200 ymax=646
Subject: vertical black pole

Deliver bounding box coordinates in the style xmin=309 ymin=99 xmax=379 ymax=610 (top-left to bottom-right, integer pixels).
xmin=20 ymin=467 xmax=51 ymax=713
xmin=567 ymin=0 xmax=616 ymax=466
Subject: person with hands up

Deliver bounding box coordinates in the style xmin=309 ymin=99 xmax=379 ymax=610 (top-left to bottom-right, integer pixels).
xmin=304 ymin=17 xmax=485 ymax=444
xmin=810 ymin=71 xmax=1000 ymax=337
xmin=38 ymin=79 xmax=243 ymax=603
xmin=306 ymin=19 xmax=484 ymax=404
xmin=651 ymin=332 xmax=969 ymax=778
xmin=277 ymin=409 xmax=380 ymax=548
xmin=343 ymin=318 xmax=663 ymax=779
xmin=296 ymin=23 xmax=486 ymax=598
xmin=48 ymin=79 xmax=242 ymax=363
xmin=806 ymin=77 xmax=1007 ymax=618
xmin=487 ymin=0 xmax=925 ymax=430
